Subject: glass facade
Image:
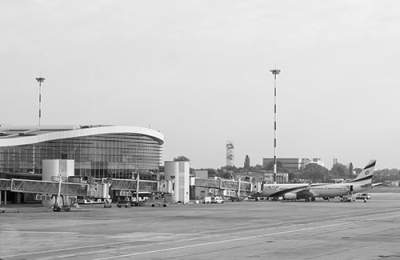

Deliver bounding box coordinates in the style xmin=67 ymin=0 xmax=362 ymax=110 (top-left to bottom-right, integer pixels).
xmin=0 ymin=133 xmax=162 ymax=179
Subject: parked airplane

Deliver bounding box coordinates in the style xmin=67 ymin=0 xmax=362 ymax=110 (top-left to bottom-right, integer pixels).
xmin=253 ymin=160 xmax=377 ymax=201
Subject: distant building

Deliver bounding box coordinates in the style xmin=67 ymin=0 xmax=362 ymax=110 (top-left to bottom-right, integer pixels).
xmin=236 ymin=171 xmax=289 ymax=184
xmin=303 ymin=158 xmax=325 ymax=168
xmin=264 ymin=172 xmax=289 ymax=183
xmin=263 ymin=158 xmax=325 ymax=172
xmin=193 ymin=170 xmax=208 ymax=179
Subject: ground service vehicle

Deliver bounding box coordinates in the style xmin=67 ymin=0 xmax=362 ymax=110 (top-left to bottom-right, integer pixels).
xmin=149 ymin=201 xmax=167 ymax=207
xmin=146 ymin=198 xmax=167 ymax=207
xmin=117 ymin=197 xmax=131 ymax=208
xmin=356 ymin=193 xmax=371 ymax=200
xmin=52 ymin=195 xmax=71 ymax=212
xmin=340 ymin=196 xmax=355 ymax=202
xmin=131 ymin=197 xmax=146 ymax=206
xmin=77 ymin=198 xmax=93 ymax=204
xmin=104 ymin=199 xmax=112 ymax=208
xmin=144 ymin=192 xmax=168 ymax=207
xmin=203 ymin=197 xmax=212 ymax=204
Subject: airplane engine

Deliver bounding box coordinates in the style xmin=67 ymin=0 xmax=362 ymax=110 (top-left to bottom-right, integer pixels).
xmin=283 ymin=193 xmax=297 ymax=200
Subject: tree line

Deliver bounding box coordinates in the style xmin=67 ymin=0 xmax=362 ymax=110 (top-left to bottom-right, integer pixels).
xmin=173 ymin=155 xmax=400 ymax=183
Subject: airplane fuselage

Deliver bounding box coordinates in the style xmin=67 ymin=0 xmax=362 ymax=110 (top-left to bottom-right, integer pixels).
xmin=306 ymin=182 xmax=371 ymax=198
xmin=258 ymin=182 xmax=372 ymax=200
xmin=255 ymin=160 xmax=376 ymax=201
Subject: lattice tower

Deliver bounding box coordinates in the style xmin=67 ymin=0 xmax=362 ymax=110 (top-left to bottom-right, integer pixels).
xmin=226 ymin=141 xmax=234 ymax=167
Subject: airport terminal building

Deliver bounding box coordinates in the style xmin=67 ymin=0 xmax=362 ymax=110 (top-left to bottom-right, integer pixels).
xmin=0 ymin=125 xmax=164 ymax=180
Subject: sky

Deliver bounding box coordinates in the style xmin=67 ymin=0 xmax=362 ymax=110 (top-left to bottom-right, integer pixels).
xmin=1 ymin=0 xmax=399 ymax=170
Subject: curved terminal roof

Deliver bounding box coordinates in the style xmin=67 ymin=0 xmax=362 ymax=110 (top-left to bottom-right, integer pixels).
xmin=0 ymin=125 xmax=164 ymax=147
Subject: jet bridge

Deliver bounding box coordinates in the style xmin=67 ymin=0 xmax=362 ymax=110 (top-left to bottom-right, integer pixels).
xmin=1 ymin=177 xmax=253 ymax=204
xmin=0 ymin=177 xmax=160 ymax=203
xmin=110 ymin=179 xmax=158 ymax=192
xmin=0 ymin=178 xmax=89 ymax=196
xmin=193 ymin=178 xmax=252 ymax=191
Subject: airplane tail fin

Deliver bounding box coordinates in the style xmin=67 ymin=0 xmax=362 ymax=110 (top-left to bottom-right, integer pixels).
xmin=351 ymin=160 xmax=376 ymax=183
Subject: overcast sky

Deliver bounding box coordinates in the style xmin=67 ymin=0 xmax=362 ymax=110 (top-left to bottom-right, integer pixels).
xmin=1 ymin=0 xmax=399 ymax=170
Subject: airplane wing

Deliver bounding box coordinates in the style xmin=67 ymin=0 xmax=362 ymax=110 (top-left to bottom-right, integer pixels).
xmin=295 ymin=182 xmax=318 ymax=197
xmin=371 ymin=183 xmax=383 ymax=188
xmin=269 ymin=184 xmax=311 ymax=198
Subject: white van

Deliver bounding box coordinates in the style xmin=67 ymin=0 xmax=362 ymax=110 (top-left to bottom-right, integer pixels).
xmin=212 ymin=196 xmax=224 ymax=204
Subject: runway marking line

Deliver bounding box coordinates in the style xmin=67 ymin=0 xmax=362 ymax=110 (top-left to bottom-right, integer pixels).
xmin=1 ymin=231 xmax=77 ymax=234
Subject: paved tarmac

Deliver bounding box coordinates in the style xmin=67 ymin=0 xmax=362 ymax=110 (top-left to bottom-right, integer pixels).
xmin=1 ymin=193 xmax=400 ymax=260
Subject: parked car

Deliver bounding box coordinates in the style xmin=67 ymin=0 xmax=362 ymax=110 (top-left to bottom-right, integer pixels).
xmin=356 ymin=193 xmax=371 ymax=200
xmin=211 ymin=196 xmax=224 ymax=204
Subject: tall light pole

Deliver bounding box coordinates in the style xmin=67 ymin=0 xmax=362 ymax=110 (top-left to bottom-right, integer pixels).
xmin=35 ymin=76 xmax=45 ymax=126
xmin=270 ymin=68 xmax=280 ymax=183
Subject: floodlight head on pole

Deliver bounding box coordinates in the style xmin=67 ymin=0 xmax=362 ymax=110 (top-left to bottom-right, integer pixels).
xmin=36 ymin=77 xmax=45 ymax=85
xmin=270 ymin=69 xmax=281 ymax=78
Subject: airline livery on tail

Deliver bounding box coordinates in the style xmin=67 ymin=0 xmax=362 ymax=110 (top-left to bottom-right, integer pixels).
xmin=254 ymin=160 xmax=377 ymax=201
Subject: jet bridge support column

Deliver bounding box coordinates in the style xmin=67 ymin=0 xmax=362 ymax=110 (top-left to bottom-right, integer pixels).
xmin=2 ymin=191 xmax=6 ymax=205
xmin=238 ymin=177 xmax=241 ymax=199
